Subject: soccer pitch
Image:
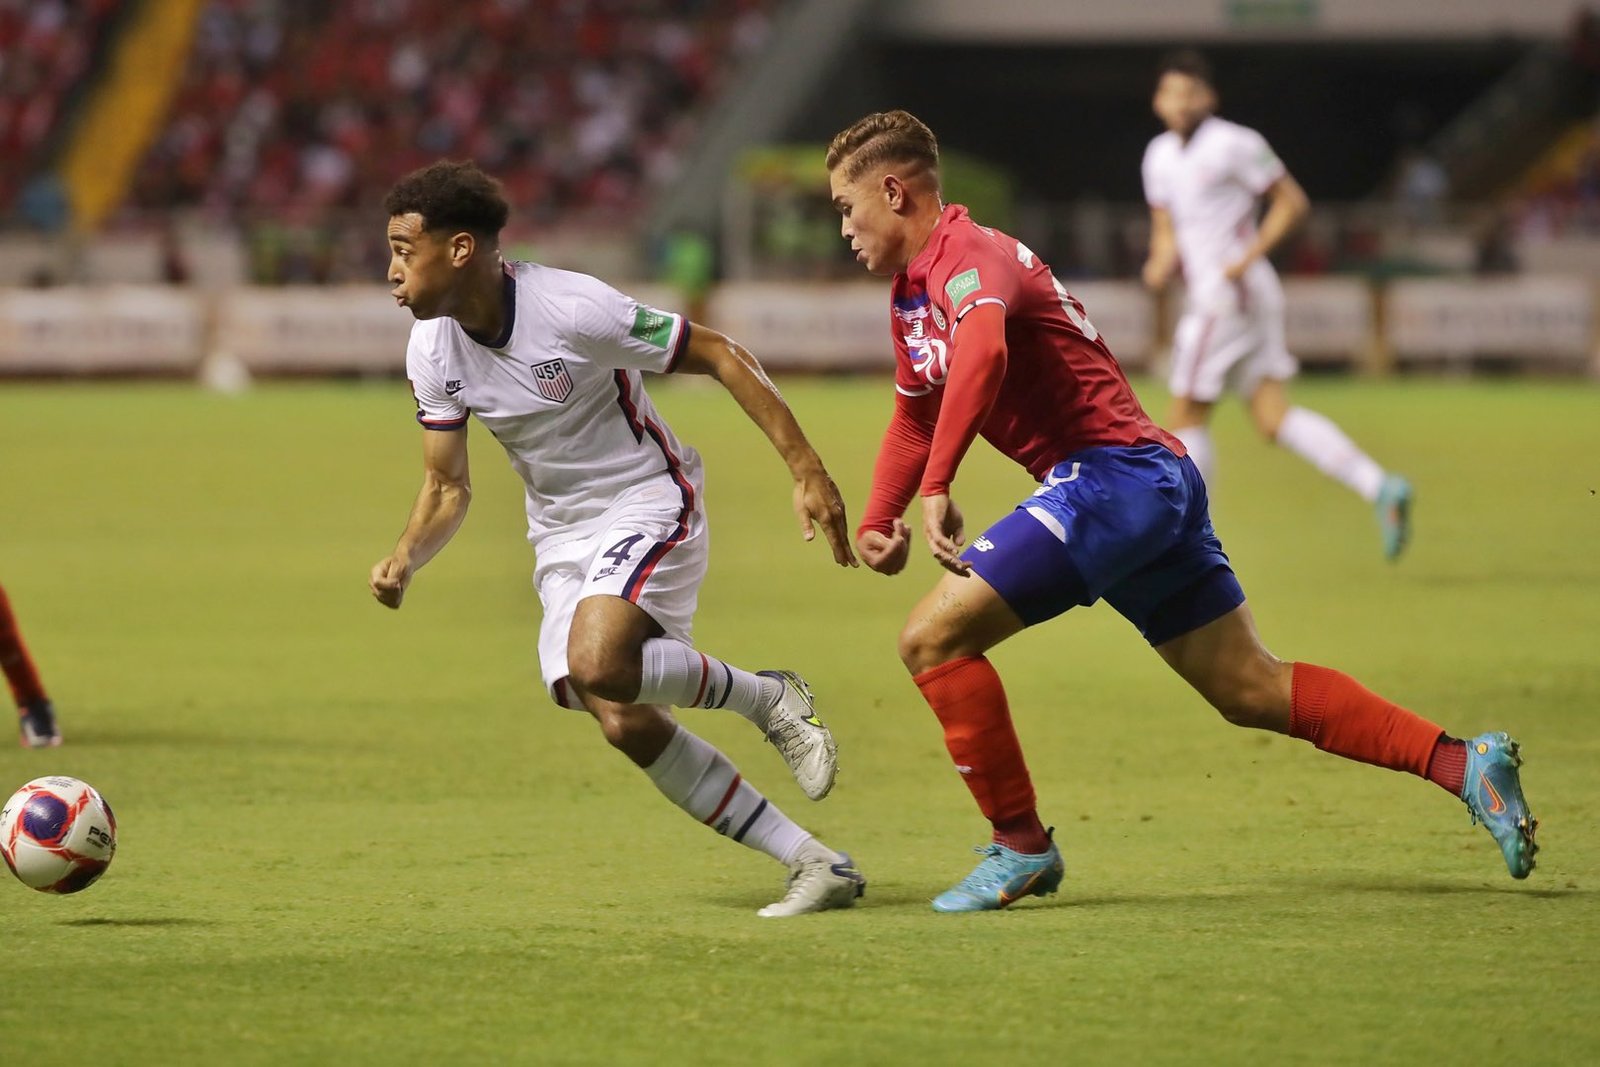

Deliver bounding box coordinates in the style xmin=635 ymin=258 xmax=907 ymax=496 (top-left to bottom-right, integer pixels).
xmin=2 ymin=376 xmax=1596 ymax=1064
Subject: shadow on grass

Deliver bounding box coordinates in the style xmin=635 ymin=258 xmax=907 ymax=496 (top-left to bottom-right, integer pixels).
xmin=1293 ymin=874 xmax=1591 ymax=899
xmin=54 ymin=727 xmax=320 ymax=751
xmin=715 ymin=873 xmax=1589 ymax=916
xmin=58 ymin=917 xmax=214 ymax=928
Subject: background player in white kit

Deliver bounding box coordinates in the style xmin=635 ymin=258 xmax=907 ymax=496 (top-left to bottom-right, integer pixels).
xmin=1140 ymin=50 xmax=1414 ymax=561
xmin=368 ymin=161 xmax=866 ymax=916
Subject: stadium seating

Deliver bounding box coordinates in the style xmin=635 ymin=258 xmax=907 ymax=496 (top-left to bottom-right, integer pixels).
xmin=0 ymin=0 xmax=125 ymax=224
xmin=127 ymin=0 xmax=773 ymax=279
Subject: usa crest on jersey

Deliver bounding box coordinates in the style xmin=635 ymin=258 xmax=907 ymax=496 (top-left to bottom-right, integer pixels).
xmin=531 ymin=358 xmax=573 ymax=403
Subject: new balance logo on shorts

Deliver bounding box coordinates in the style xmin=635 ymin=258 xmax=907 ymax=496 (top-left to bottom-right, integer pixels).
xmin=971 ymin=537 xmax=995 ymax=552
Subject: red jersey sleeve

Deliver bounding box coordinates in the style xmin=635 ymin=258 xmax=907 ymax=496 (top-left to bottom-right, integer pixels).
xmin=858 ymin=389 xmax=938 ymax=539
xmin=918 ymin=230 xmax=1027 ymax=495
xmin=920 ymin=303 xmax=1006 ymax=496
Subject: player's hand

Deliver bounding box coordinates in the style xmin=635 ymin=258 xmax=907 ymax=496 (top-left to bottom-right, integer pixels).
xmin=793 ymin=470 xmax=858 ymax=568
xmin=369 ymin=553 xmax=413 ymax=609
xmin=1140 ymin=258 xmax=1172 ymax=292
xmin=921 ymin=493 xmax=970 ymax=576
xmin=1223 ymin=256 xmax=1252 ymax=282
xmin=857 ymin=519 xmax=911 ymax=576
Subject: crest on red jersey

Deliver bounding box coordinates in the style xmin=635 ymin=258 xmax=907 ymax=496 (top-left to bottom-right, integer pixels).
xmin=530 ymin=358 xmax=573 ymax=403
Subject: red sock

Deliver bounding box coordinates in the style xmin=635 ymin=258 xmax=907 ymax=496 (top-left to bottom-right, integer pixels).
xmin=914 ymin=656 xmax=1051 ymax=854
xmin=1290 ymin=662 xmax=1459 ymax=795
xmin=0 ymin=584 xmax=48 ymax=708
xmin=1425 ymin=738 xmax=1467 ymax=797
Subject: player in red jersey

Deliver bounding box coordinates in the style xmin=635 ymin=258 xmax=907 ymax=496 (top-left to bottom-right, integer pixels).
xmin=0 ymin=582 xmax=60 ymax=747
xmin=826 ymin=111 xmax=1538 ymax=910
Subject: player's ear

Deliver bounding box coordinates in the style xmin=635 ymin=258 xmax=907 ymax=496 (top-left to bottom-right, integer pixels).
xmin=448 ymin=231 xmax=476 ymax=268
xmin=883 ymin=172 xmax=905 ymax=211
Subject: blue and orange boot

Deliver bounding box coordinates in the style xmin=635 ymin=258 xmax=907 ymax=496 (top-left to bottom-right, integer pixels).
xmin=1461 ymin=732 xmax=1538 ymax=879
xmin=931 ymin=831 xmax=1065 ymax=913
xmin=1376 ymin=474 xmax=1413 ymax=562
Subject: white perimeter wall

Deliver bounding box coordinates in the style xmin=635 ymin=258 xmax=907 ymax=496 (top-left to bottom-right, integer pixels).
xmin=880 ymin=0 xmax=1581 ymax=42
xmin=2 ymin=279 xmax=1596 ymax=376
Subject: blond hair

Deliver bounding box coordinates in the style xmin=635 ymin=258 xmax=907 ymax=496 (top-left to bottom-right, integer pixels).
xmin=825 ymin=110 xmax=940 ymax=184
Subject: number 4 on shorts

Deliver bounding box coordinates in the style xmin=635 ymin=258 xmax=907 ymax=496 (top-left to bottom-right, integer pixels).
xmin=602 ymin=533 xmax=646 ymax=566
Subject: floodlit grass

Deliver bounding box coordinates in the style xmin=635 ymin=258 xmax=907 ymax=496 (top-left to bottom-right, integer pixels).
xmin=1 ymin=376 xmax=1596 ymax=1064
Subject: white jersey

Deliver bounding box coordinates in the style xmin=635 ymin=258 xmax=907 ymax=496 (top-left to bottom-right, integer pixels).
xmin=405 ymin=261 xmax=704 ymax=550
xmin=1141 ymin=116 xmax=1287 ymax=311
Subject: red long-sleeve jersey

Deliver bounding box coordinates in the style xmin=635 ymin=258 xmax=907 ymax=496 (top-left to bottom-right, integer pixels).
xmin=858 ymin=204 xmax=1182 ymax=538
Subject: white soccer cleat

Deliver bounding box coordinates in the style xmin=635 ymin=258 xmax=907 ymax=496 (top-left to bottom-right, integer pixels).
xmin=756 ymin=670 xmax=838 ymax=801
xmin=757 ymin=841 xmax=866 ymax=918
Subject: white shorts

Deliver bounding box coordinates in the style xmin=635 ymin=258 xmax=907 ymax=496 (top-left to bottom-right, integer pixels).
xmin=1169 ymin=298 xmax=1298 ymax=403
xmin=533 ymin=481 xmax=708 ymax=710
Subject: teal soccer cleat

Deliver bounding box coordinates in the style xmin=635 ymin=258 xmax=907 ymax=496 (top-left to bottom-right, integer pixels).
xmin=1461 ymin=732 xmax=1538 ymax=879
xmin=1376 ymin=474 xmax=1413 ymax=561
xmin=931 ymin=835 xmax=1065 ymax=913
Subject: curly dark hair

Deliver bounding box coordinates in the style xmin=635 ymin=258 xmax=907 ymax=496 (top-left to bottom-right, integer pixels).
xmin=1156 ymin=48 xmax=1214 ymax=88
xmin=383 ymin=160 xmax=510 ymax=238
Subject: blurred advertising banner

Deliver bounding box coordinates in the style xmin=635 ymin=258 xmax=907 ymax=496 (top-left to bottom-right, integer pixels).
xmin=1061 ymin=281 xmax=1156 ymax=369
xmin=1387 ymin=278 xmax=1594 ymax=361
xmin=215 ymin=286 xmax=412 ymax=373
xmin=1283 ymin=278 xmax=1374 ymax=363
xmin=704 ymin=282 xmax=892 ymax=370
xmin=0 ymin=286 xmax=204 ymax=373
xmin=705 ymin=280 xmax=1161 ymax=371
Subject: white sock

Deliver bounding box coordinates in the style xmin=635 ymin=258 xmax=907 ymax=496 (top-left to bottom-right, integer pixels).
xmin=637 ymin=638 xmax=782 ymax=727
xmin=643 ymin=726 xmax=812 ymax=864
xmin=1275 ymin=406 xmax=1385 ymax=502
xmin=1173 ymin=424 xmax=1215 ymax=486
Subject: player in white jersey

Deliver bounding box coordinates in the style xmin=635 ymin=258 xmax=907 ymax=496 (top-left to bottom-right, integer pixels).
xmin=1140 ymin=50 xmax=1414 ymax=561
xmin=368 ymin=161 xmax=866 ymax=916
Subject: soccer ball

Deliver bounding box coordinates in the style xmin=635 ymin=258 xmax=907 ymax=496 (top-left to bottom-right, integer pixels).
xmin=0 ymin=776 xmax=117 ymax=894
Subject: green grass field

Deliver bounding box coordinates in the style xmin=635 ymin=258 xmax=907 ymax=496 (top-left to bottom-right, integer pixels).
xmin=1 ymin=376 xmax=1597 ymax=1064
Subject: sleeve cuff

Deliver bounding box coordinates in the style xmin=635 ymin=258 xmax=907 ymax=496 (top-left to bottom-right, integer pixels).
xmin=663 ymin=318 xmax=691 ymax=373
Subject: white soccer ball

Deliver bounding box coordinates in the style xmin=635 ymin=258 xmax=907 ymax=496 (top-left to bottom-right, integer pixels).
xmin=0 ymin=776 xmax=117 ymax=894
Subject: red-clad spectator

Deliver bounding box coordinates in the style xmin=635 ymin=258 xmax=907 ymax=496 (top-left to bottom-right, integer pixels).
xmin=124 ymin=0 xmax=774 ymax=274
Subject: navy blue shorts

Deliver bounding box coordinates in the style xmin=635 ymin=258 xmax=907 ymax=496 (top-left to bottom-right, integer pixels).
xmin=961 ymin=444 xmax=1245 ymax=646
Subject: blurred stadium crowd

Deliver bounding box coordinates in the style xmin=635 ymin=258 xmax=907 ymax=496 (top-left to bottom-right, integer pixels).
xmin=5 ymin=0 xmax=772 ymax=282
xmin=2 ymin=0 xmax=1600 ymax=295
xmin=0 ymin=0 xmax=121 ymax=218
xmin=131 ymin=0 xmax=771 ymax=227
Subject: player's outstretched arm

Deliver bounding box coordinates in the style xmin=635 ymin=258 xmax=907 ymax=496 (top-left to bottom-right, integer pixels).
xmin=370 ymin=428 xmax=472 ymax=609
xmin=1142 ymin=206 xmax=1180 ymax=291
xmin=675 ymin=323 xmax=858 ymax=568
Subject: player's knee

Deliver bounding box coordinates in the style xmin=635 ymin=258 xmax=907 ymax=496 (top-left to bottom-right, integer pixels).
xmin=593 ymin=704 xmax=674 ymax=766
xmin=1209 ymin=666 xmax=1291 ymax=731
xmin=593 ymin=706 xmax=633 ymax=750
xmin=898 ymin=615 xmax=957 ymax=675
xmin=566 ymin=639 xmax=640 ymax=704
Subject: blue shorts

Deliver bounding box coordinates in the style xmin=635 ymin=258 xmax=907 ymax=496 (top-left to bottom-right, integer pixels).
xmin=962 ymin=444 xmax=1245 ymax=646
